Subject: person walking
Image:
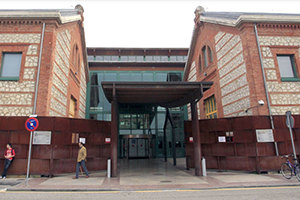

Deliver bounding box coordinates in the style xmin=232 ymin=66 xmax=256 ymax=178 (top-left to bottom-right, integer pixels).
xmin=0 ymin=143 xmax=15 ymax=179
xmin=73 ymin=142 xmax=89 ymax=179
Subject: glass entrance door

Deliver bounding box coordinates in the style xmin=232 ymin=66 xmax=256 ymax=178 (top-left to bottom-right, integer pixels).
xmin=128 ymin=138 xmax=149 ymax=159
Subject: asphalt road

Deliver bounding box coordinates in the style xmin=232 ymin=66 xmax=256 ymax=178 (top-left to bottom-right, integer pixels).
xmin=1 ymin=186 xmax=300 ymax=200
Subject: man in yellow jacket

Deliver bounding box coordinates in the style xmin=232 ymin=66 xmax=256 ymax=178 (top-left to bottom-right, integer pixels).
xmin=73 ymin=142 xmax=89 ymax=179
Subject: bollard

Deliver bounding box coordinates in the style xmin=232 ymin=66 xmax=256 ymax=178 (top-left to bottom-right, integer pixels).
xmin=107 ymin=159 xmax=111 ymax=178
xmin=202 ymin=157 xmax=207 ymax=177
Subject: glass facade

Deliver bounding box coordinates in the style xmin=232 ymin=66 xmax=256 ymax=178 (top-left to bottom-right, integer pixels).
xmin=88 ymin=55 xmax=187 ymax=62
xmin=86 ymin=70 xmax=186 ymax=158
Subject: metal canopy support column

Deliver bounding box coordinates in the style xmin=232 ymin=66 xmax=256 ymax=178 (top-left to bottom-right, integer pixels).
xmin=191 ymin=100 xmax=202 ymax=176
xmin=111 ymin=83 xmax=118 ymax=177
xmin=163 ymin=110 xmax=168 ymax=162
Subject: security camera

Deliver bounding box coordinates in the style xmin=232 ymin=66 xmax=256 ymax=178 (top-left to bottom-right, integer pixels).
xmin=258 ymin=100 xmax=264 ymax=106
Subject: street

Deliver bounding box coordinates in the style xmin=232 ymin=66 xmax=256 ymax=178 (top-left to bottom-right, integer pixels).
xmin=1 ymin=186 xmax=300 ymax=200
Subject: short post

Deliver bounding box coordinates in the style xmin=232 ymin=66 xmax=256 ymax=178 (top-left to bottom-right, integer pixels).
xmin=107 ymin=159 xmax=111 ymax=178
xmin=202 ymin=157 xmax=207 ymax=177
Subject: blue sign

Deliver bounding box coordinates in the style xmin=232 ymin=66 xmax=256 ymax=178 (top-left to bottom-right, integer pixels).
xmin=25 ymin=117 xmax=39 ymax=132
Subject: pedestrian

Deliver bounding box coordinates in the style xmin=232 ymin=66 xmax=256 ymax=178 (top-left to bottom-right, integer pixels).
xmin=73 ymin=142 xmax=89 ymax=179
xmin=0 ymin=143 xmax=15 ymax=179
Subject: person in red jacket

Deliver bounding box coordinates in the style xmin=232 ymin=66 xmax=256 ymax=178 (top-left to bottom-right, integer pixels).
xmin=0 ymin=143 xmax=15 ymax=179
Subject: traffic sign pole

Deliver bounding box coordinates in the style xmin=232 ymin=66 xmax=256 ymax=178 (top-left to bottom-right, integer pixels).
xmin=25 ymin=117 xmax=39 ymax=186
xmin=286 ymin=111 xmax=297 ymax=164
xmin=26 ymin=131 xmax=33 ymax=186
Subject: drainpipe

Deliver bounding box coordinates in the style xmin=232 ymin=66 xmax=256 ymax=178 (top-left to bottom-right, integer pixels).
xmin=254 ymin=23 xmax=279 ymax=156
xmin=33 ymin=22 xmax=45 ymax=114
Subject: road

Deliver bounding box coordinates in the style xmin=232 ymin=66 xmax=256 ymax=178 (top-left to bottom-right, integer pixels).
xmin=1 ymin=186 xmax=300 ymax=200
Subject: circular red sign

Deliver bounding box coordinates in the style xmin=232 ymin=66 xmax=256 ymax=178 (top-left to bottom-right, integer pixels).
xmin=25 ymin=117 xmax=39 ymax=132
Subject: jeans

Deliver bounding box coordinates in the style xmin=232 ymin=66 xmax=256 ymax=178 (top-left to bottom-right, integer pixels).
xmin=2 ymin=159 xmax=12 ymax=177
xmin=75 ymin=160 xmax=89 ymax=178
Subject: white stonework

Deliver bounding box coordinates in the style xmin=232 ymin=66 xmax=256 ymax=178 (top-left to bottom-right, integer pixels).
xmin=271 ymin=106 xmax=300 ymax=115
xmin=267 ymin=81 xmax=300 ymax=93
xmin=49 ymin=109 xmax=64 ymax=117
xmin=52 ymin=74 xmax=68 ymax=95
xmin=0 ymin=93 xmax=32 ymax=105
xmin=270 ymin=94 xmax=300 ymax=105
xmin=218 ymin=43 xmax=243 ymax=69
xmin=0 ymin=81 xmax=35 ymax=92
xmin=220 ymin=63 xmax=246 ymax=87
xmin=217 ymin=35 xmax=241 ymax=60
xmin=221 ymin=74 xmax=248 ymax=96
xmin=223 ymin=98 xmax=251 ymax=116
xmin=214 ymin=31 xmax=226 ymax=45
xmin=261 ymin=47 xmax=273 ymax=58
xmin=215 ymin=33 xmax=233 ymax=52
xmin=266 ymin=70 xmax=277 ymax=80
xmin=222 ymin=86 xmax=250 ymax=106
xmin=23 ymin=68 xmax=35 ymax=79
xmin=226 ymin=109 xmax=253 ymax=117
xmin=259 ymin=36 xmax=300 ymax=46
xmin=50 ymin=98 xmax=66 ymax=116
xmin=51 ymin=87 xmax=67 ymax=106
xmin=219 ymin=53 xmax=244 ymax=78
xmin=0 ymin=34 xmax=41 ymax=43
xmin=263 ymin=58 xmax=275 ymax=68
xmin=53 ymin=62 xmax=68 ymax=84
xmin=0 ymin=106 xmax=33 ymax=116
xmin=27 ymin=45 xmax=38 ymax=55
xmin=25 ymin=56 xmax=38 ymax=67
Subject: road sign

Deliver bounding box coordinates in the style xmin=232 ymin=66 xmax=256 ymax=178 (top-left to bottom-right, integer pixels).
xmin=25 ymin=117 xmax=39 ymax=132
xmin=286 ymin=111 xmax=295 ymax=128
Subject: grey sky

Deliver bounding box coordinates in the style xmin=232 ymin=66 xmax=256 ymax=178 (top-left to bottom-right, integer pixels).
xmin=1 ymin=0 xmax=299 ymax=48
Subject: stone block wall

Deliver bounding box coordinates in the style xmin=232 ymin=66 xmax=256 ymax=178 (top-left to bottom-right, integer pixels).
xmin=215 ymin=31 xmax=251 ymax=117
xmin=79 ymin=61 xmax=87 ymax=118
xmin=0 ymin=32 xmax=41 ymax=116
xmin=259 ymin=35 xmax=300 ymax=115
xmin=49 ymin=29 xmax=71 ymax=117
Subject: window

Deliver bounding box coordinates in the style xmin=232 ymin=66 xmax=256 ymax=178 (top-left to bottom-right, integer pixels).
xmin=72 ymin=45 xmax=80 ymax=71
xmin=201 ymin=45 xmax=213 ymax=68
xmin=205 ymin=95 xmax=217 ymax=119
xmin=277 ymin=55 xmax=297 ymax=79
xmin=69 ymin=97 xmax=76 ymax=118
xmin=198 ymin=55 xmax=202 ymax=72
xmin=1 ymin=52 xmax=22 ymax=79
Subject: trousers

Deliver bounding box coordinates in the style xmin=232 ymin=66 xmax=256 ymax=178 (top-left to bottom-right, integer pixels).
xmin=2 ymin=159 xmax=12 ymax=177
xmin=75 ymin=160 xmax=89 ymax=178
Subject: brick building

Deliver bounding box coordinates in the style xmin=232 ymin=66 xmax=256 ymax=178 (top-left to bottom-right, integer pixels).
xmin=184 ymin=6 xmax=300 ymax=120
xmin=0 ymin=5 xmax=88 ymax=118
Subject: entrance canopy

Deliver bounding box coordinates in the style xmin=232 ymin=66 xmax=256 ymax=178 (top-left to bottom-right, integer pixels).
xmin=101 ymin=81 xmax=213 ymax=108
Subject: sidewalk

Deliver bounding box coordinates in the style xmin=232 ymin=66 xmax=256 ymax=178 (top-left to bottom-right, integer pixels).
xmin=3 ymin=158 xmax=300 ymax=191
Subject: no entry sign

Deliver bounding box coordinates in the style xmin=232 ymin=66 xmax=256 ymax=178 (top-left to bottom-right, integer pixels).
xmin=25 ymin=117 xmax=39 ymax=132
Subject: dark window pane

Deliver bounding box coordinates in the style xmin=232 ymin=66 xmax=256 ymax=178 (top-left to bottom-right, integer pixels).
xmin=90 ymin=86 xmax=103 ymax=111
xmin=90 ymin=72 xmax=103 ymax=85
xmin=168 ymin=72 xmax=182 ymax=82
xmin=277 ymin=55 xmax=296 ymax=78
xmin=90 ymin=114 xmax=103 ymax=120
xmin=1 ymin=53 xmax=22 ymax=77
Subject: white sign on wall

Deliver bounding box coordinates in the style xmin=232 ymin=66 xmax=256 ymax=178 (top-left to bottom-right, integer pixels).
xmin=33 ymin=131 xmax=51 ymax=145
xmin=79 ymin=138 xmax=86 ymax=144
xmin=256 ymin=129 xmax=274 ymax=142
xmin=218 ymin=136 xmax=226 ymax=143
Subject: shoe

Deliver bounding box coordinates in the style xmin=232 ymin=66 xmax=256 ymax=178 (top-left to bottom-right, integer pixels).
xmin=85 ymin=176 xmax=89 ymax=178
xmin=0 ymin=176 xmax=2 ymax=179
xmin=72 ymin=177 xmax=78 ymax=179
xmin=2 ymin=176 xmax=5 ymax=179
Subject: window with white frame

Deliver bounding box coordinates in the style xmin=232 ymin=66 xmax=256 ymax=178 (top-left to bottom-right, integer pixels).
xmin=1 ymin=52 xmax=22 ymax=79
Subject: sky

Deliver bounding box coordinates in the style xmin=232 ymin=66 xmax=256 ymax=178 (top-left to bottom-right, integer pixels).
xmin=1 ymin=0 xmax=300 ymax=48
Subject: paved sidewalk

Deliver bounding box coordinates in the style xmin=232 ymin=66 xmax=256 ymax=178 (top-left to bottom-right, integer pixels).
xmin=2 ymin=158 xmax=300 ymax=191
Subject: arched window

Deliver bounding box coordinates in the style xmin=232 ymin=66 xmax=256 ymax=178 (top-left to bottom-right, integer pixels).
xmin=201 ymin=45 xmax=213 ymax=68
xmin=198 ymin=55 xmax=202 ymax=72
xmin=72 ymin=44 xmax=80 ymax=71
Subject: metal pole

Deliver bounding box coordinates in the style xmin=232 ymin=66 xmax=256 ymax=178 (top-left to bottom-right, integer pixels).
xmin=286 ymin=112 xmax=297 ymax=163
xmin=26 ymin=131 xmax=33 ymax=186
xmin=254 ymin=23 xmax=278 ymax=156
